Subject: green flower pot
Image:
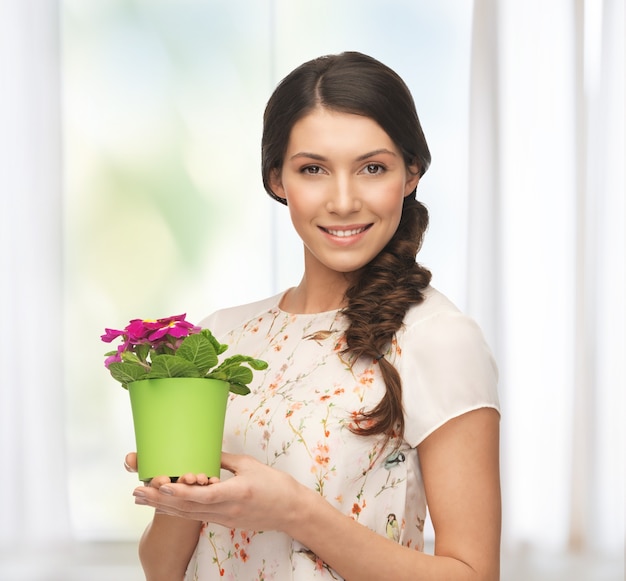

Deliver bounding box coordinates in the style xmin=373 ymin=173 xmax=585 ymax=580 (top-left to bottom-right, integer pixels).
xmin=128 ymin=377 xmax=230 ymax=482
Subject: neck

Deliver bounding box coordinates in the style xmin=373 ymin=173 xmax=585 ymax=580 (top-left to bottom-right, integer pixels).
xmin=280 ymin=274 xmax=353 ymax=314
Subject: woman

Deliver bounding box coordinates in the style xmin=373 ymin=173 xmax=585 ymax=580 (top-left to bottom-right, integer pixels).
xmin=128 ymin=51 xmax=501 ymax=580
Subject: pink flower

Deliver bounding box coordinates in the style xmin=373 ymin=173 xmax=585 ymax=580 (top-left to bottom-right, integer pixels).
xmin=101 ymin=314 xmax=201 ymax=369
xmin=125 ymin=319 xmax=156 ymax=343
xmin=104 ymin=351 xmax=122 ymax=367
xmin=102 ymin=314 xmax=200 ymax=350
xmin=145 ymin=314 xmax=201 ymax=341
xmin=103 ymin=339 xmax=130 ymax=368
xmin=101 ymin=328 xmax=126 ymax=343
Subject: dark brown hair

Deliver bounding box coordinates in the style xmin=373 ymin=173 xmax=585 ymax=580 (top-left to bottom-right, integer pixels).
xmin=261 ymin=52 xmax=432 ymax=441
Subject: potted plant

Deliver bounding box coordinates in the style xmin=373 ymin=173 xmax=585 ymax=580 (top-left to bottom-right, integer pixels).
xmin=102 ymin=314 xmax=267 ymax=482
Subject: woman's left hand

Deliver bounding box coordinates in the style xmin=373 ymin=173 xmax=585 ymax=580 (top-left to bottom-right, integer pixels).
xmin=132 ymin=452 xmax=305 ymax=533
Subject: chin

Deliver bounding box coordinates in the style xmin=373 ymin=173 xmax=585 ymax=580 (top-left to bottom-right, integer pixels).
xmin=328 ymin=261 xmax=370 ymax=275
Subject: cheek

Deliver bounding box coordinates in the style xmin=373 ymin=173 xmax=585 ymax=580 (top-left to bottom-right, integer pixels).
xmin=376 ymin=185 xmax=405 ymax=221
xmin=286 ymin=193 xmax=312 ymax=222
xmin=283 ymin=179 xmax=325 ymax=219
xmin=285 ymin=195 xmax=319 ymax=241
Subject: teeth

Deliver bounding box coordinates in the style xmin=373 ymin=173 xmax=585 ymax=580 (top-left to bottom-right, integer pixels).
xmin=326 ymin=227 xmax=366 ymax=237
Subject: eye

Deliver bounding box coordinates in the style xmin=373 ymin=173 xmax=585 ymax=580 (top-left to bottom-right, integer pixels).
xmin=363 ymin=163 xmax=386 ymax=175
xmin=301 ymin=165 xmax=324 ymax=175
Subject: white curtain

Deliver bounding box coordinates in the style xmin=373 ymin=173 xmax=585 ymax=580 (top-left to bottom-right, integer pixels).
xmin=468 ymin=0 xmax=624 ymax=553
xmin=0 ymin=0 xmax=70 ymax=544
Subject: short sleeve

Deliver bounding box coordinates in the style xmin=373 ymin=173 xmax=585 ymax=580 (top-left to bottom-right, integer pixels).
xmin=398 ymin=311 xmax=500 ymax=447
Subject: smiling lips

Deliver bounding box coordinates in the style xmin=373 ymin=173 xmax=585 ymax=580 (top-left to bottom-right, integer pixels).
xmin=321 ymin=225 xmax=372 ymax=238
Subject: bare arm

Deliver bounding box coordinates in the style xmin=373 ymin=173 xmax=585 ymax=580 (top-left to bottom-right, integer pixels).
xmin=125 ymin=454 xmax=203 ymax=581
xmin=419 ymin=407 xmax=501 ymax=578
xmin=134 ymin=407 xmax=501 ymax=580
xmin=286 ymin=407 xmax=501 ymax=581
xmin=137 ymin=511 xmax=202 ymax=581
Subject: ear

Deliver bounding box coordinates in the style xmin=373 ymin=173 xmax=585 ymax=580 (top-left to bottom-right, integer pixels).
xmin=404 ymin=163 xmax=421 ymax=197
xmin=269 ymin=168 xmax=287 ymax=201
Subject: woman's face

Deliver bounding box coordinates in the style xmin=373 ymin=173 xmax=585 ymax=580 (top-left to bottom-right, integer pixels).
xmin=270 ymin=107 xmax=420 ymax=281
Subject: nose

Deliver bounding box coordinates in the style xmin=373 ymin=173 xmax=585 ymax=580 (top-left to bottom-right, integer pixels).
xmin=325 ymin=176 xmax=361 ymax=215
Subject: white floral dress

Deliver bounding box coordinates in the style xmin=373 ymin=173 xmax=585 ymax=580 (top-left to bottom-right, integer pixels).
xmin=185 ymin=286 xmax=499 ymax=580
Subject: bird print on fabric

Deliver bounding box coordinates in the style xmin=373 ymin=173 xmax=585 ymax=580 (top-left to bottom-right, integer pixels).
xmin=386 ymin=513 xmax=400 ymax=542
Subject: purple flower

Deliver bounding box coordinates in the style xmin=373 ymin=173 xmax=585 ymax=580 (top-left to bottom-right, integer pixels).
xmin=125 ymin=319 xmax=156 ymax=344
xmin=104 ymin=350 xmax=123 ymax=368
xmin=101 ymin=313 xmax=202 ymax=369
xmin=146 ymin=314 xmax=201 ymax=341
xmin=101 ymin=327 xmax=126 ymax=343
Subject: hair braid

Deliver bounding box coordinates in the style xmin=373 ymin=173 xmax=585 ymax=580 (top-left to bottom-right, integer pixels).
xmin=342 ymin=198 xmax=431 ymax=440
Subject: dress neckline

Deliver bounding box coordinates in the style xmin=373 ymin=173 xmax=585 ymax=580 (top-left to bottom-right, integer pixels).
xmin=274 ymin=288 xmax=344 ymax=317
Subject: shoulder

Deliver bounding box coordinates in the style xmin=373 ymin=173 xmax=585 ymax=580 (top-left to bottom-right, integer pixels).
xmin=401 ymin=287 xmax=491 ymax=351
xmin=402 ymin=286 xmax=463 ymax=327
xmin=397 ymin=286 xmax=500 ymax=446
xmin=198 ymin=291 xmax=285 ymax=336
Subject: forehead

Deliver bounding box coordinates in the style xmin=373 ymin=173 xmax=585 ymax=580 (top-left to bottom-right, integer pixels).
xmin=286 ymin=107 xmax=398 ymax=156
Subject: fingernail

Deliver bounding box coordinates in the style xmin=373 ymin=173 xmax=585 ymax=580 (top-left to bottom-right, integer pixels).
xmin=133 ymin=490 xmax=145 ymax=498
xmin=159 ymin=485 xmax=173 ymax=495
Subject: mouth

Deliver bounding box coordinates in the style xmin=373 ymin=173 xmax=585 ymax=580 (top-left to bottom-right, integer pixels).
xmin=320 ymin=225 xmax=372 ymax=238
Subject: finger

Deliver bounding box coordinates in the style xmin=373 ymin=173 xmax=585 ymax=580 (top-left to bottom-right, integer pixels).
xmin=166 ymin=473 xmax=211 ymax=485
xmin=133 ymin=484 xmax=223 ymax=521
xmin=177 ymin=473 xmax=198 ymax=485
xmin=124 ymin=452 xmax=138 ymax=472
xmin=220 ymin=451 xmax=243 ymax=473
xmin=148 ymin=475 xmax=172 ymax=488
xmin=156 ymin=481 xmax=221 ymax=505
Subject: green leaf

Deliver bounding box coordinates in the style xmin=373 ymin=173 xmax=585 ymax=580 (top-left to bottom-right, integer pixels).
xmin=216 ymin=365 xmax=253 ymax=385
xmin=154 ymin=344 xmax=175 ymax=356
xmin=247 ymin=358 xmax=268 ymax=371
xmin=205 ymin=354 xmax=268 ymax=393
xmin=148 ymin=355 xmax=201 ymax=379
xmin=201 ymin=329 xmax=229 ymax=355
xmin=108 ymin=361 xmax=149 ymax=388
xmin=135 ymin=343 xmax=150 ymax=362
xmin=176 ymin=333 xmax=218 ymax=374
xmin=228 ymin=383 xmax=251 ymax=396
xmin=120 ymin=351 xmax=142 ymax=365
xmin=216 ymin=354 xmax=269 ymax=372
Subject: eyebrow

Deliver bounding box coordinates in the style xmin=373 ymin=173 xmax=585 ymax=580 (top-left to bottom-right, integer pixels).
xmin=289 ymin=148 xmax=398 ymax=162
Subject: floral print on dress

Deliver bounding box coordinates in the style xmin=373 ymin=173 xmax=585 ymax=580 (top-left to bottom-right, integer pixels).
xmin=185 ymin=305 xmax=427 ymax=580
